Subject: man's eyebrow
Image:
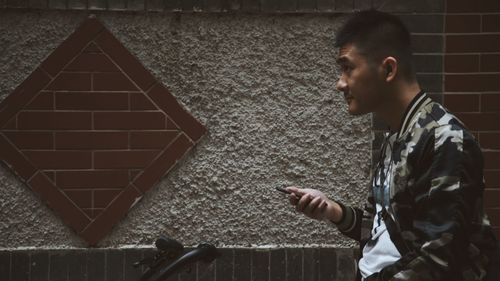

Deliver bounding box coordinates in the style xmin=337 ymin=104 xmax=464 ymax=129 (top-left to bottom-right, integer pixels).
xmin=336 ymin=56 xmax=349 ymax=64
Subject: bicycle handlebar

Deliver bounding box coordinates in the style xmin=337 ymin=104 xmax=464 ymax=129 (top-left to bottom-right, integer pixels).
xmin=152 ymin=243 xmax=218 ymax=281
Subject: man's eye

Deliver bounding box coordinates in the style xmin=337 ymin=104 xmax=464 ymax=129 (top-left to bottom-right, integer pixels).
xmin=342 ymin=65 xmax=352 ymax=73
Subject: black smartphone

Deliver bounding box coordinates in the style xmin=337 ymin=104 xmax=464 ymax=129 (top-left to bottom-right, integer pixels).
xmin=275 ymin=186 xmax=292 ymax=194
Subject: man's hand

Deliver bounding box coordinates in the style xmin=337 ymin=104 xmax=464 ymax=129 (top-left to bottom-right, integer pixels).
xmin=286 ymin=187 xmax=343 ymax=223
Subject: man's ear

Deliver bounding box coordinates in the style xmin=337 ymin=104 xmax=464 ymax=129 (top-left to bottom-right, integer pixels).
xmin=382 ymin=57 xmax=398 ymax=82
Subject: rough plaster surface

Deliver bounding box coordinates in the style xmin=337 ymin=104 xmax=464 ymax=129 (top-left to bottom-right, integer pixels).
xmin=0 ymin=11 xmax=372 ymax=248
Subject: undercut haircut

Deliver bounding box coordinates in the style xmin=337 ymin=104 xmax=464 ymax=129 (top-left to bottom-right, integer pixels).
xmin=335 ymin=9 xmax=416 ymax=81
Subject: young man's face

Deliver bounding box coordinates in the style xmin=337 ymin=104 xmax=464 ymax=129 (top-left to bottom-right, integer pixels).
xmin=336 ymin=43 xmax=386 ymax=115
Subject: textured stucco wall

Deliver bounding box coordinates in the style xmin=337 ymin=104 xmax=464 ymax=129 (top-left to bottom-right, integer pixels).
xmin=0 ymin=11 xmax=372 ymax=248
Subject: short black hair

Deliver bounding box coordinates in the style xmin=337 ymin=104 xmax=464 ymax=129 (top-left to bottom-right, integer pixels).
xmin=335 ymin=9 xmax=415 ymax=81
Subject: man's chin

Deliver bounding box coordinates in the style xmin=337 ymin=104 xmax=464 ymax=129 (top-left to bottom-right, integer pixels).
xmin=347 ymin=106 xmax=369 ymax=116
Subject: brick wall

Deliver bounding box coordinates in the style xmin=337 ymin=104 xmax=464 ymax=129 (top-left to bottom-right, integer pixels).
xmin=0 ymin=17 xmax=206 ymax=246
xmin=443 ymin=0 xmax=500 ymax=239
xmin=2 ymin=0 xmax=500 ymax=280
xmin=1 ymin=0 xmax=442 ymax=13
xmin=0 ymin=248 xmax=357 ymax=281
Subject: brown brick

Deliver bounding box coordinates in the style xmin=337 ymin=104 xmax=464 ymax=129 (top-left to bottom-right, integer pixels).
xmin=130 ymin=131 xmax=179 ymax=149
xmin=147 ymin=0 xmax=166 ymax=11
xmin=445 ymin=74 xmax=500 ymax=92
xmin=480 ymin=54 xmax=500 ymax=72
xmin=481 ymin=93 xmax=500 ymax=113
xmin=65 ymin=53 xmax=119 ymax=73
xmin=29 ymin=172 xmax=91 ymax=233
xmin=25 ymin=92 xmax=54 ymax=110
xmin=480 ymin=132 xmax=500 ymax=150
xmin=446 ymin=34 xmax=500 ymax=53
xmin=130 ymin=93 xmax=157 ymax=110
xmin=417 ymin=74 xmax=442 ymax=92
xmin=83 ymin=42 xmax=101 ymax=53
xmin=2 ymin=118 xmax=16 ymax=129
xmin=82 ymin=209 xmax=95 ymax=219
xmin=127 ymin=0 xmax=145 ymax=10
xmin=48 ymin=0 xmax=67 ymax=9
xmin=400 ymin=14 xmax=444 ymax=34
xmin=147 ymin=84 xmax=206 ymax=142
xmin=413 ymin=54 xmax=442 ymax=73
xmin=93 ymin=112 xmax=166 ymax=130
xmin=443 ymin=94 xmax=480 ymax=113
xmin=445 ymin=15 xmax=480 ymax=33
xmin=483 ymin=15 xmax=500 ymax=32
xmin=108 ymin=0 xmax=126 ymax=10
xmin=41 ymin=18 xmax=104 ymax=76
xmin=94 ymin=150 xmax=160 ymax=169
xmin=129 ymin=170 xmax=141 ymax=181
xmin=94 ymin=189 xmax=122 ymax=208
xmin=44 ymin=171 xmax=56 ymax=182
xmin=64 ymin=190 xmax=92 ymax=209
xmin=485 ymin=170 xmax=500 ymax=188
xmin=484 ymin=189 xmax=500 ymax=208
xmin=46 ymin=73 xmax=91 ymax=91
xmin=316 ymin=0 xmax=334 ymax=11
xmin=134 ymin=133 xmax=193 ymax=193
xmin=486 ymin=208 xmax=500 ymax=226
xmin=55 ymin=131 xmax=128 ymax=150
xmin=482 ymin=0 xmax=500 ymax=12
xmin=0 ymin=68 xmax=51 ymax=128
xmin=0 ymin=134 xmax=37 ymax=180
xmin=91 ymin=208 xmax=105 ymax=218
xmin=3 ymin=131 xmax=53 ymax=149
xmin=92 ymin=73 xmax=139 ymax=92
xmin=55 ymin=92 xmax=129 ymax=110
xmin=95 ymin=30 xmax=156 ymax=91
xmin=166 ymin=117 xmax=180 ymax=130
xmin=484 ymin=151 xmax=500 ymax=170
xmin=494 ymin=227 xmax=500 ymax=240
xmin=455 ymin=113 xmax=500 ymax=131
xmin=444 ymin=55 xmax=479 ymax=73
xmin=234 ymin=249 xmax=251 ymax=281
xmin=23 ymin=151 xmax=92 ymax=169
xmin=28 ymin=0 xmax=48 ymax=8
xmin=412 ymin=34 xmax=443 ymax=53
xmin=88 ymin=0 xmax=106 ymax=9
xmin=79 ymin=185 xmax=142 ymax=245
xmin=57 ymin=170 xmax=130 ymax=189
xmin=17 ymin=111 xmax=92 ymax=130
xmin=446 ymin=0 xmax=481 ymax=13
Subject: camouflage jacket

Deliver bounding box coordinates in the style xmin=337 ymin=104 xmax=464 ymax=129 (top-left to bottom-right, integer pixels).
xmin=336 ymin=91 xmax=497 ymax=281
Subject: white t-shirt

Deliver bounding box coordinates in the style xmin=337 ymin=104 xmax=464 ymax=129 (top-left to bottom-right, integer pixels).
xmin=358 ymin=134 xmax=402 ymax=279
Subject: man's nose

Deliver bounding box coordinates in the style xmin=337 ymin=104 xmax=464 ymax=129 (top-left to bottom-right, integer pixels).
xmin=336 ymin=76 xmax=347 ymax=92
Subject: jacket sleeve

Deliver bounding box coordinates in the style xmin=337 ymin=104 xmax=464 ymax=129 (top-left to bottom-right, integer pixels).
xmin=373 ymin=124 xmax=489 ymax=281
xmin=335 ymin=201 xmax=364 ymax=241
xmin=335 ymin=192 xmax=376 ymax=243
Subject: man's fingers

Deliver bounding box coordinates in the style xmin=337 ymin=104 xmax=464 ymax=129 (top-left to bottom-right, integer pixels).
xmin=289 ymin=193 xmax=300 ymax=205
xmin=304 ymin=196 xmax=321 ymax=216
xmin=286 ymin=186 xmax=305 ymax=197
xmin=312 ymin=200 xmax=327 ymax=218
xmin=296 ymin=194 xmax=312 ymax=212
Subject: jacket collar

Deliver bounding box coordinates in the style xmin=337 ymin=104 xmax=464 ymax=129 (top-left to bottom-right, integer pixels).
xmin=396 ymin=90 xmax=431 ymax=139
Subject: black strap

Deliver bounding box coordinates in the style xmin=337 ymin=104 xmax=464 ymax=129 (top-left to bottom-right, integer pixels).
xmin=381 ymin=208 xmax=412 ymax=256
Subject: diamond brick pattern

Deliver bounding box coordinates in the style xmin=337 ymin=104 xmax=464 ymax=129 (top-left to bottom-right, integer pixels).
xmin=0 ymin=17 xmax=206 ymax=245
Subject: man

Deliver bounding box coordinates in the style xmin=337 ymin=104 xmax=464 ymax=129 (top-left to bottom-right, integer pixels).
xmin=286 ymin=10 xmax=498 ymax=281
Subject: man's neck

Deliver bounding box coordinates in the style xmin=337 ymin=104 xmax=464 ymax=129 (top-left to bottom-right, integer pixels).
xmin=375 ymin=82 xmax=422 ymax=133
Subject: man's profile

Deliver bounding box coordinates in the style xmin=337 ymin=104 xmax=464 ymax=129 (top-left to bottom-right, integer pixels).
xmin=286 ymin=10 xmax=498 ymax=281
